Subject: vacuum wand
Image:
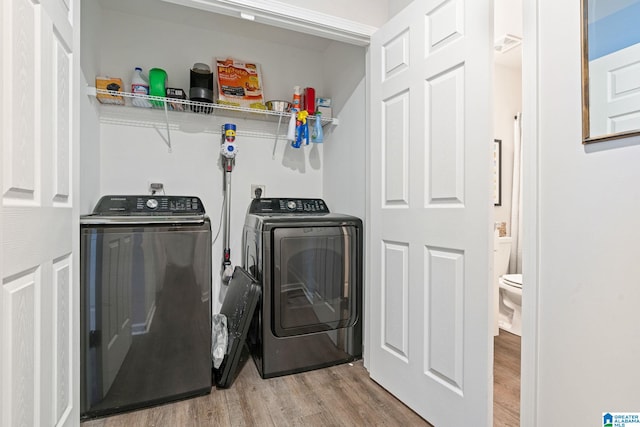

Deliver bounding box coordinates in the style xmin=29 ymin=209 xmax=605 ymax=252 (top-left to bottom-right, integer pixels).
xmin=220 ymin=124 xmax=237 ymax=284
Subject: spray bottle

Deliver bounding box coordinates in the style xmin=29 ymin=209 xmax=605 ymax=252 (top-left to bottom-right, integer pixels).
xmin=312 ymin=112 xmax=323 ymax=143
xmin=286 ymin=108 xmax=297 ymax=142
xmin=293 ymin=110 xmax=309 ymax=148
xmin=292 ymin=86 xmax=302 ymax=112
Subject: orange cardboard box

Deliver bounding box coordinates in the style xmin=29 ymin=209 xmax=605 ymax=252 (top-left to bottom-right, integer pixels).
xmin=215 ymin=57 xmax=265 ymax=109
xmin=95 ymin=76 xmax=124 ymax=105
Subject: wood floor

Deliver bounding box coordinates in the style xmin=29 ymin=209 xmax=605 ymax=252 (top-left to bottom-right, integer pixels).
xmin=493 ymin=331 xmax=521 ymax=427
xmin=82 ymin=333 xmax=520 ymax=427
xmin=81 ymin=358 xmax=431 ymax=427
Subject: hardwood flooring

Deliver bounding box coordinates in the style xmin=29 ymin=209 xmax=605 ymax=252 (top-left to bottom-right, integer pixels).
xmin=82 ymin=333 xmax=521 ymax=427
xmin=493 ymin=331 xmax=521 ymax=427
xmin=82 ymin=359 xmax=432 ymax=427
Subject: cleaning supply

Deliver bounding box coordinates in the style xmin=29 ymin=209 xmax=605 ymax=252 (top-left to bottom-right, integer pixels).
xmin=293 ymin=110 xmax=309 ymax=148
xmin=292 ymin=86 xmax=301 ymax=112
xmin=303 ymin=115 xmax=310 ymax=145
xmin=312 ymin=112 xmax=323 ymax=143
xmin=286 ymin=109 xmax=297 ymax=142
xmin=304 ymin=87 xmax=315 ymax=114
xmin=131 ymin=67 xmax=151 ymax=108
xmin=148 ymin=68 xmax=167 ymax=107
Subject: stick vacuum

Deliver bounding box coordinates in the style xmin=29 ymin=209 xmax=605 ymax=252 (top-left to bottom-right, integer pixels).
xmin=220 ymin=123 xmax=237 ymax=284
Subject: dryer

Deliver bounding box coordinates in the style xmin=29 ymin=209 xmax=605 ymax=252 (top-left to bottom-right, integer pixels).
xmin=243 ymin=198 xmax=363 ymax=378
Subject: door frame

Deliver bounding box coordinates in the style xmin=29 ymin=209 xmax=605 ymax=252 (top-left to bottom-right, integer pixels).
xmin=520 ymin=0 xmax=540 ymax=425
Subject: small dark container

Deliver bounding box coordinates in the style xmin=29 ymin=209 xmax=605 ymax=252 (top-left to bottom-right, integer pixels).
xmin=190 ymin=63 xmax=214 ymax=114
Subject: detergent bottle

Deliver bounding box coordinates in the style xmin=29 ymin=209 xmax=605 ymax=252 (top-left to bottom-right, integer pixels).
xmin=131 ymin=67 xmax=151 ymax=108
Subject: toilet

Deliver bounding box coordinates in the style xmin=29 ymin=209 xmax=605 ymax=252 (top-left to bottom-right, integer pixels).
xmin=493 ymin=236 xmax=511 ymax=335
xmin=498 ymin=273 xmax=523 ymax=336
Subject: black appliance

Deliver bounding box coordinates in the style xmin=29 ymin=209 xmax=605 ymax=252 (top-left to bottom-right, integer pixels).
xmin=80 ymin=195 xmax=212 ymax=419
xmin=189 ymin=63 xmax=214 ymax=113
xmin=243 ymin=198 xmax=363 ymax=378
xmin=213 ymin=266 xmax=260 ymax=388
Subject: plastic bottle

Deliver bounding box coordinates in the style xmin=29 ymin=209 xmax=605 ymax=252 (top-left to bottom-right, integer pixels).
xmin=286 ymin=109 xmax=297 ymax=142
xmin=131 ymin=67 xmax=151 ymax=108
xmin=292 ymin=86 xmax=301 ymax=112
xmin=304 ymin=87 xmax=315 ymax=114
xmin=312 ymin=112 xmax=323 ymax=143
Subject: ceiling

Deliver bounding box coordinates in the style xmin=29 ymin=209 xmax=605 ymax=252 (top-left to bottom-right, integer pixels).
xmin=494 ymin=0 xmax=523 ymax=69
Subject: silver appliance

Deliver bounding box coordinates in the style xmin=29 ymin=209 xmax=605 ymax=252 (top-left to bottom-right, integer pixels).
xmin=243 ymin=198 xmax=363 ymax=378
xmin=80 ymin=195 xmax=212 ymax=419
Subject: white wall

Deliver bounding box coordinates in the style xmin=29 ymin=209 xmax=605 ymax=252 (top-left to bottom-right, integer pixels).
xmin=79 ymin=72 xmax=101 ymax=214
xmin=495 ymin=0 xmax=523 ymax=39
xmin=276 ymin=0 xmax=389 ymax=27
xmin=535 ymin=0 xmax=640 ymax=424
xmin=79 ymin=0 xmax=102 ymax=214
xmin=389 ymin=0 xmax=413 ymax=18
xmin=493 ymin=62 xmax=522 ymax=231
xmin=321 ymin=41 xmax=367 ymax=218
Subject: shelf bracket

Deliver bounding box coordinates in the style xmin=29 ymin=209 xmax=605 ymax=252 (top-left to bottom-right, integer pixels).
xmin=152 ymin=101 xmax=172 ymax=153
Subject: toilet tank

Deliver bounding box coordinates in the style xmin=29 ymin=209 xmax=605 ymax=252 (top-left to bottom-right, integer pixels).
xmin=494 ymin=236 xmax=512 ymax=277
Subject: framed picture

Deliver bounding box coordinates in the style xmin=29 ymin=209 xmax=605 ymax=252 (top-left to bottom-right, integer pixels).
xmin=581 ymin=0 xmax=640 ymax=143
xmin=493 ymin=139 xmax=502 ymax=206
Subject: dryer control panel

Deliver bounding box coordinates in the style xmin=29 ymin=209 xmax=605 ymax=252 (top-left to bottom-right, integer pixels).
xmin=249 ymin=198 xmax=329 ymax=214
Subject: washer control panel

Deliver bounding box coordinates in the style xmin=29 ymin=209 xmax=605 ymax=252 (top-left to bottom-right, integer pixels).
xmin=249 ymin=198 xmax=329 ymax=214
xmin=92 ymin=195 xmax=205 ymax=216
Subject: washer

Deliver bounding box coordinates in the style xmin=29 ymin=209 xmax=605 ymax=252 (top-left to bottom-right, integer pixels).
xmin=80 ymin=195 xmax=212 ymax=419
xmin=243 ymin=198 xmax=363 ymax=378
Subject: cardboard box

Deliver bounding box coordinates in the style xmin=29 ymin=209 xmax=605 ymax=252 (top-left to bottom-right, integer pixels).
xmin=215 ymin=58 xmax=265 ymax=109
xmin=316 ymin=97 xmax=332 ymax=107
xmin=317 ymin=105 xmax=333 ymax=118
xmin=95 ymin=76 xmax=124 ymax=105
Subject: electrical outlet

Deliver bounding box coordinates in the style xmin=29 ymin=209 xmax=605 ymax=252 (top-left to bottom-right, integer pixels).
xmin=149 ymin=182 xmax=164 ymax=194
xmin=251 ymin=184 xmax=265 ymax=199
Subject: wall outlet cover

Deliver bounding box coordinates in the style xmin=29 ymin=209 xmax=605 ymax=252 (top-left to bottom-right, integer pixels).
xmin=251 ymin=184 xmax=265 ymax=198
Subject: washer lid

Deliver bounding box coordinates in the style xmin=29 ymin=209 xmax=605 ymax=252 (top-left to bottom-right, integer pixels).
xmin=214 ymin=266 xmax=260 ymax=389
xmin=502 ymin=273 xmax=523 ymax=288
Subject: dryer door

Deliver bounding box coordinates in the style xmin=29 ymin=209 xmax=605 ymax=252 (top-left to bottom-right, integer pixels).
xmin=271 ymin=225 xmax=359 ymax=337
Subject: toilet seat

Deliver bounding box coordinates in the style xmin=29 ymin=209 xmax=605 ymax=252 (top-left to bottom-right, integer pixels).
xmin=501 ymin=273 xmax=522 ymax=289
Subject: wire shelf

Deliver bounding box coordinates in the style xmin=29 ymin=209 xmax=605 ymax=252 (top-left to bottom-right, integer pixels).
xmin=88 ymin=87 xmax=336 ymax=140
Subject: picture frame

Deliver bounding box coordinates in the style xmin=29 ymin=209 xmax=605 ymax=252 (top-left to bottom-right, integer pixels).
xmin=493 ymin=139 xmax=502 ymax=206
xmin=581 ymin=0 xmax=640 ymax=144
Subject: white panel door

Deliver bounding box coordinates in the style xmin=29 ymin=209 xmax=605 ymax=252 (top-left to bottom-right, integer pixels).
xmin=1 ymin=0 xmax=78 ymax=426
xmin=368 ymin=0 xmax=493 ymax=426
xmin=589 ymin=43 xmax=640 ymax=136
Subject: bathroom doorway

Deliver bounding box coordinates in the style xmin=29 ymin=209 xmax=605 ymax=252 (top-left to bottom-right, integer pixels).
xmin=493 ymin=0 xmax=523 ymax=425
